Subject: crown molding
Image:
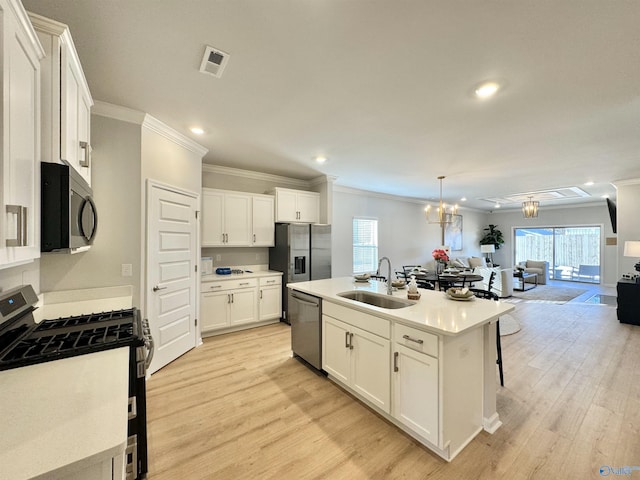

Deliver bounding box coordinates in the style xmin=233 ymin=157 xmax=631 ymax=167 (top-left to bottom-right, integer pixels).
xmin=613 ymin=178 xmax=640 ymax=187
xmin=201 ymin=164 xmax=311 ymax=188
xmin=91 ymin=101 xmax=208 ymax=156
xmin=141 ymin=115 xmax=208 ymax=157
xmin=309 ymin=175 xmax=338 ymax=186
xmin=15 ymin=8 xmax=45 ymax=59
xmin=92 ymin=101 xmax=146 ymax=124
xmin=333 ymin=184 xmax=425 ymax=204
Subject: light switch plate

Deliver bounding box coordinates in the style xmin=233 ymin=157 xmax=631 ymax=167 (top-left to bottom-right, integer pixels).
xmin=121 ymin=264 xmax=133 ymax=277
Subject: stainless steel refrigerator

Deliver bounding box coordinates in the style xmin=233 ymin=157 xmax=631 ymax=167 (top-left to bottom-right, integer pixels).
xmin=269 ymin=223 xmax=331 ymax=323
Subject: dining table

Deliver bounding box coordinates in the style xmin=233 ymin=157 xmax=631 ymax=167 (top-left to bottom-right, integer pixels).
xmin=405 ymin=269 xmax=484 ymax=288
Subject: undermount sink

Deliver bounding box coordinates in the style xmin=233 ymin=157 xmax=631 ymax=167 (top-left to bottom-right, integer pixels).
xmin=337 ymin=290 xmax=415 ymax=309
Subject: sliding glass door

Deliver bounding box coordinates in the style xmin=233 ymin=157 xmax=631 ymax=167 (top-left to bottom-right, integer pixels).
xmin=514 ymin=226 xmax=601 ymax=284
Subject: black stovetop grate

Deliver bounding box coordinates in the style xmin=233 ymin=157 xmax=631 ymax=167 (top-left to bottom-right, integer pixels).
xmin=0 ymin=308 xmax=141 ymax=371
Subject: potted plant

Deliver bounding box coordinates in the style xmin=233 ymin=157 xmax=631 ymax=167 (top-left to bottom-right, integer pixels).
xmin=480 ymin=224 xmax=505 ymax=249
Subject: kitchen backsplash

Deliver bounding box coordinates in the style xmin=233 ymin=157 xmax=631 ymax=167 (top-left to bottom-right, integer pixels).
xmin=0 ymin=259 xmax=41 ymax=294
xmin=201 ymin=247 xmax=269 ymax=268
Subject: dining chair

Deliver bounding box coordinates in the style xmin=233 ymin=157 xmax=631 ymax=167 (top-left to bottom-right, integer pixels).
xmin=470 ymin=271 xmax=495 ymax=297
xmin=437 ymin=274 xmax=457 ymax=291
xmin=469 ymin=272 xmax=504 ymax=387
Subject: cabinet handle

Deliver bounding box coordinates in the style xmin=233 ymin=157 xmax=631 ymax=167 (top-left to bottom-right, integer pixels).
xmin=231 ymin=293 xmax=234 ymax=303
xmin=345 ymin=331 xmax=350 ymax=349
xmin=394 ymin=352 xmax=399 ymax=372
xmin=5 ymin=205 xmax=28 ymax=247
xmin=349 ymin=333 xmax=354 ymax=350
xmin=253 ymin=234 xmax=256 ymax=242
xmin=79 ymin=141 xmax=91 ymax=168
xmin=266 ymin=280 xmax=276 ymax=284
xmin=402 ymin=334 xmax=424 ymax=345
xmin=239 ymin=282 xmax=250 ymax=286
xmin=209 ymin=285 xmax=222 ymax=290
xmin=227 ymin=294 xmax=231 ymax=303
xmin=260 ymin=290 xmax=263 ymax=299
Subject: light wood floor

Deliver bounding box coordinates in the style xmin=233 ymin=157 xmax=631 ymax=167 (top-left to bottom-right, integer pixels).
xmin=146 ymin=298 xmax=640 ymax=479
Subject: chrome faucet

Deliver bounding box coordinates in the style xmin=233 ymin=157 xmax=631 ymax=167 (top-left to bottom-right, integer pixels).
xmin=378 ymin=257 xmax=393 ymax=295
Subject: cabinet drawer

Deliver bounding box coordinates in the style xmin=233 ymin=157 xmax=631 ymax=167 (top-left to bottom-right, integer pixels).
xmin=395 ymin=323 xmax=438 ymax=358
xmin=202 ymin=278 xmax=258 ymax=292
xmin=324 ymin=301 xmax=390 ymax=339
xmin=259 ymin=276 xmax=282 ymax=286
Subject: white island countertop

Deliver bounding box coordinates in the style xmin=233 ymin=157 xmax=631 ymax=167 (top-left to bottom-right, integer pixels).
xmin=287 ymin=277 xmax=515 ymax=336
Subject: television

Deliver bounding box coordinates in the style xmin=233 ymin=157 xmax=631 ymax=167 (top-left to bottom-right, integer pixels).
xmin=606 ymin=198 xmax=617 ymax=233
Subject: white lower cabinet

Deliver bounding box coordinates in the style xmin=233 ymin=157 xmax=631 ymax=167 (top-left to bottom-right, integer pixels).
xmin=200 ymin=278 xmax=258 ymax=333
xmin=201 ymin=274 xmax=282 ymax=335
xmin=320 ymin=299 xmax=486 ymax=461
xmin=229 ymin=288 xmax=257 ymax=326
xmin=259 ymin=276 xmax=281 ymax=321
xmin=322 ymin=314 xmax=391 ymax=413
xmin=393 ymin=343 xmax=439 ymax=445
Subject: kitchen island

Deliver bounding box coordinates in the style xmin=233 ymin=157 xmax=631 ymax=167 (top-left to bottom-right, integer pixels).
xmin=287 ymin=277 xmax=515 ymax=461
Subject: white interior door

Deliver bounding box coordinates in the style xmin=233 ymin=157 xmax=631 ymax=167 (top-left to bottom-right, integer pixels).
xmin=147 ymin=183 xmax=198 ymax=374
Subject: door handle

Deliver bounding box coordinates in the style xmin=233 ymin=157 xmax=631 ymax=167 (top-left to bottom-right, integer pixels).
xmin=79 ymin=141 xmax=91 ymax=168
xmin=402 ymin=334 xmax=424 ymax=345
xmin=152 ymin=285 xmax=167 ymax=292
xmin=5 ymin=205 xmax=27 ymax=247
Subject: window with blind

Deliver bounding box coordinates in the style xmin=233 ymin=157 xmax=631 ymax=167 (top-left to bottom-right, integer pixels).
xmin=353 ymin=217 xmax=378 ymax=274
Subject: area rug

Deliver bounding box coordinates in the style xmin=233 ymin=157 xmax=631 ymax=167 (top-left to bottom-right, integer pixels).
xmin=499 ymin=314 xmax=520 ymax=336
xmin=509 ymin=285 xmax=587 ymax=304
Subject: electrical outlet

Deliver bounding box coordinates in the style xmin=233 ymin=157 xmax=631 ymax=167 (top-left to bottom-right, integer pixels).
xmin=121 ymin=264 xmax=133 ymax=277
xmin=215 ymin=254 xmax=222 ymax=261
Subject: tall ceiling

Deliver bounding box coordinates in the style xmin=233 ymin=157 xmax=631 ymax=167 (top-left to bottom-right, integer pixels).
xmin=23 ymin=0 xmax=640 ymax=211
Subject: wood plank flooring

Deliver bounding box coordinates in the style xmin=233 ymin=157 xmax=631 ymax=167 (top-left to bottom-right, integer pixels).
xmin=146 ymin=299 xmax=640 ymax=479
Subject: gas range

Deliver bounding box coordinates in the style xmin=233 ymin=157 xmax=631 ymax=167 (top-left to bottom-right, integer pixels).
xmin=0 ymin=286 xmax=143 ymax=371
xmin=0 ymin=285 xmax=151 ymax=479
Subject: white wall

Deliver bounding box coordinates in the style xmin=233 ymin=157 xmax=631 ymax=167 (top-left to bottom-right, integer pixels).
xmin=0 ymin=260 xmax=40 ymax=293
xmin=483 ymin=202 xmax=617 ymax=285
xmin=39 ymin=115 xmax=143 ymax=303
xmin=331 ymin=187 xmax=487 ymax=277
xmin=616 ymin=179 xmax=640 ymax=276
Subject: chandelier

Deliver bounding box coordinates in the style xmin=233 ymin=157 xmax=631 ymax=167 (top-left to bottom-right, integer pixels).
xmin=424 ymin=176 xmax=458 ymax=242
xmin=522 ymin=196 xmax=539 ymax=218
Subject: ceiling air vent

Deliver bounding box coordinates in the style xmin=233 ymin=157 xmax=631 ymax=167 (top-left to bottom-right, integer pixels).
xmin=199 ymin=45 xmax=230 ymax=78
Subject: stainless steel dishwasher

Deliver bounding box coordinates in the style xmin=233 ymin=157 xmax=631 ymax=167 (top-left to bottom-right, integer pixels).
xmin=288 ymin=289 xmax=322 ymax=370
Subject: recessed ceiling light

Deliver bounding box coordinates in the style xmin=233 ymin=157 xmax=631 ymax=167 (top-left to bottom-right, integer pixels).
xmin=460 ymin=197 xmax=467 ymax=202
xmin=601 ymin=194 xmax=610 ymax=199
xmin=314 ymin=156 xmax=327 ymax=164
xmin=475 ymin=82 xmax=500 ymax=99
xmin=584 ymin=181 xmax=594 ymax=186
xmin=190 ymin=127 xmax=205 ymax=135
xmin=494 ymin=203 xmax=501 ymax=209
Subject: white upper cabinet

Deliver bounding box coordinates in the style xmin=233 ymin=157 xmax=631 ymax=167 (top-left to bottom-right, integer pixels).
xmin=251 ymin=195 xmax=274 ymax=246
xmin=201 ymin=189 xmax=252 ymax=247
xmin=271 ymin=187 xmax=319 ymax=223
xmin=201 ymin=188 xmax=274 ymax=247
xmin=28 ymin=12 xmax=93 ymax=186
xmin=0 ymin=0 xmax=45 ymax=269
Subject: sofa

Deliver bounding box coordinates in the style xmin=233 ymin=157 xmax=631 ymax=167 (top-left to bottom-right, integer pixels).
xmin=473 ymin=267 xmax=513 ymax=298
xmin=451 ymin=256 xmax=487 ymax=269
xmin=517 ymin=260 xmax=549 ymax=285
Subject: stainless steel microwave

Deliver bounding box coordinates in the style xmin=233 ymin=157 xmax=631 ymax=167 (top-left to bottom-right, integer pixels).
xmin=41 ymin=162 xmax=98 ymax=253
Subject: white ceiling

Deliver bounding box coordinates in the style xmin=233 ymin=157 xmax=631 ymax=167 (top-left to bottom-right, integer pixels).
xmin=23 ymin=0 xmax=640 ymax=211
